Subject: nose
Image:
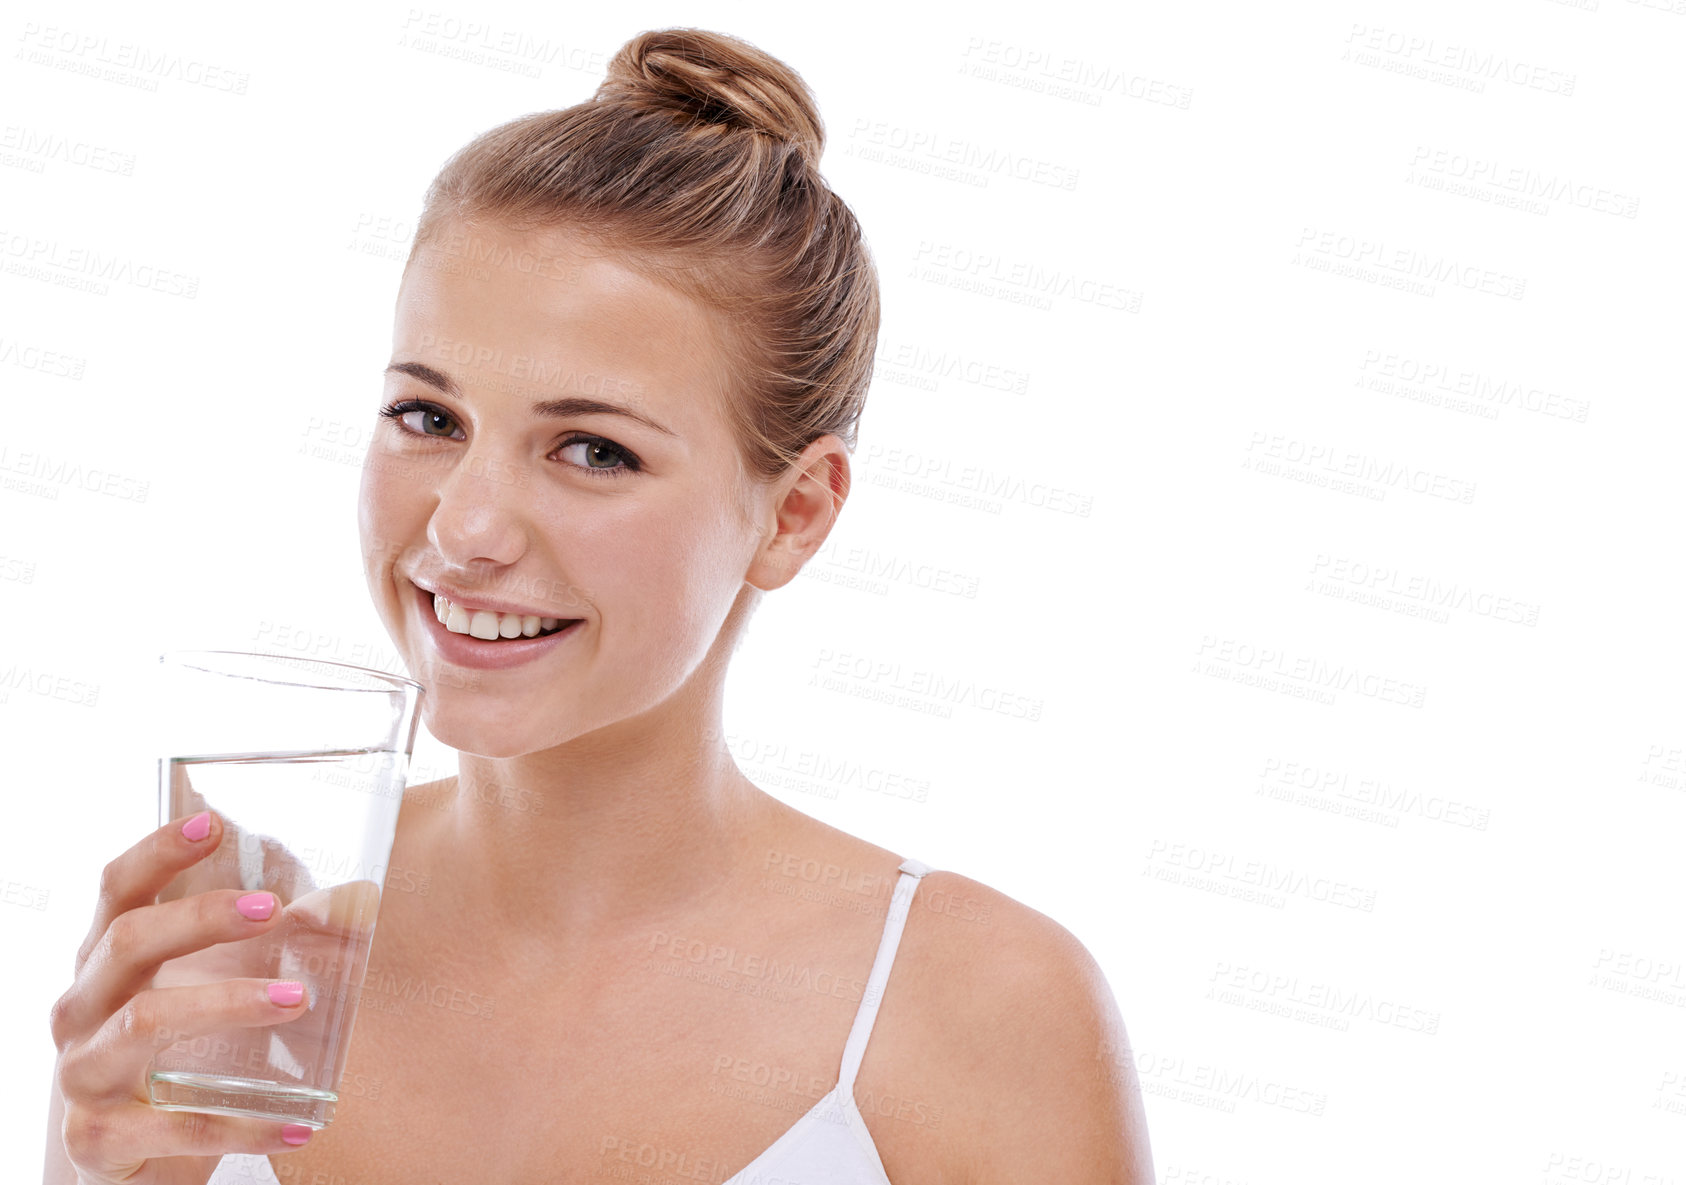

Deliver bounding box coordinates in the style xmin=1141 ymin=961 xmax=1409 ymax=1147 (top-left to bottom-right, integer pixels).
xmin=425 ymin=449 xmax=531 ymax=570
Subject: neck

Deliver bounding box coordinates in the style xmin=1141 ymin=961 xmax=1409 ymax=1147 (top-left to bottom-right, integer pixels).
xmin=404 ymin=669 xmax=771 ymax=954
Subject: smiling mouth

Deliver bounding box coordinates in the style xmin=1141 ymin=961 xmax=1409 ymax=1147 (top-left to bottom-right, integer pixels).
xmin=427 ymin=591 xmax=580 ymax=641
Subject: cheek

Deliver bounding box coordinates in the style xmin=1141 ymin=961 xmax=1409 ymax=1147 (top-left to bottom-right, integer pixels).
xmin=357 ymin=447 xmax=427 ymax=599
xmin=570 ymin=491 xmax=749 ymax=652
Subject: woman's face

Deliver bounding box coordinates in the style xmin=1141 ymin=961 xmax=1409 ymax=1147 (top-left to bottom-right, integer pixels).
xmin=358 ymin=219 xmax=774 ymax=757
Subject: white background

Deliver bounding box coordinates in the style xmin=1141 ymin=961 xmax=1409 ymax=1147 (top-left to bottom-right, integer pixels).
xmin=4 ymin=1 xmax=1684 ymax=1181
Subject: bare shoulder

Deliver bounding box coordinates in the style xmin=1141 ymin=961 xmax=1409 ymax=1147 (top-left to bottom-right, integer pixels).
xmin=879 ymin=869 xmax=1156 ymax=1184
xmin=736 ymin=796 xmax=1153 ymax=1178
xmin=902 ymin=869 xmax=1113 ymax=1009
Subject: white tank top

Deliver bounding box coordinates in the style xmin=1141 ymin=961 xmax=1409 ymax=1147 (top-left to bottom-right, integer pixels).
xmin=209 ymin=859 xmax=932 ymax=1185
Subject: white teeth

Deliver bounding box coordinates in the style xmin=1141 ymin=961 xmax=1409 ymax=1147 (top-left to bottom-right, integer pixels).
xmin=431 ymin=592 xmax=569 ymax=640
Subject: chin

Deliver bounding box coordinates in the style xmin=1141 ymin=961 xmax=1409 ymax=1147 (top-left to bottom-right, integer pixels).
xmin=421 ymin=699 xmax=539 ymax=759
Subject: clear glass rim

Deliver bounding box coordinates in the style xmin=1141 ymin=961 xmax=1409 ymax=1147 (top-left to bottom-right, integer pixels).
xmin=159 ymin=649 xmax=424 ymax=696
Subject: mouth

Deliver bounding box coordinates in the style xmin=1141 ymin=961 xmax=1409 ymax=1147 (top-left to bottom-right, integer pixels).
xmin=409 ymin=581 xmax=585 ymax=669
xmin=424 ymin=586 xmax=579 ymax=641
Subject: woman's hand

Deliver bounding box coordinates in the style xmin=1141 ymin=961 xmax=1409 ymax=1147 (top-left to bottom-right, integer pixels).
xmin=44 ymin=810 xmax=319 ymax=1184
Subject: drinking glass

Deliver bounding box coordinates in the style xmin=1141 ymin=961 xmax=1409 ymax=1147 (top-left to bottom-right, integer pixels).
xmin=145 ymin=650 xmax=424 ymax=1129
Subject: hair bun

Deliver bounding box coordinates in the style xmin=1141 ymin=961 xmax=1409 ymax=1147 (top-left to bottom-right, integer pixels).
xmin=597 ymin=28 xmax=825 ymax=169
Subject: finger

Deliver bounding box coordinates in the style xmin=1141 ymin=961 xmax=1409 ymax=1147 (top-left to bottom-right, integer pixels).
xmin=60 ymin=977 xmax=313 ymax=1101
xmin=64 ymin=1100 xmax=318 ymax=1178
xmin=77 ymin=810 xmax=226 ymax=975
xmin=57 ymin=888 xmax=287 ymax=1043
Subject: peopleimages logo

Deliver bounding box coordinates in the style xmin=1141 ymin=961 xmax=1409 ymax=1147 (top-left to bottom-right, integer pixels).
xmin=872 ymin=338 xmax=1031 ymax=396
xmin=1294 ymin=227 xmax=1526 ymax=300
xmin=911 ymin=241 xmax=1142 ymax=312
xmin=1132 ymin=1049 xmax=1327 ymax=1116
xmin=959 ymin=38 xmax=1194 ymax=109
xmin=1342 ymin=24 xmax=1576 ymax=96
xmin=0 ymin=125 xmax=136 ymax=175
xmin=1258 ymin=755 xmax=1492 ymax=831
xmin=16 ymin=23 xmax=251 ymax=93
xmin=1356 ymin=348 xmax=1590 ymax=423
xmin=863 ymin=443 xmax=1093 ymax=517
xmin=1243 ymin=431 xmax=1477 ymax=505
xmin=847 ymin=119 xmax=1080 ymax=190
xmin=1207 ymin=962 xmax=1442 ymax=1035
xmin=1145 ymin=838 xmax=1378 ymax=912
xmin=1407 ymin=146 xmax=1639 ymax=218
xmin=0 ymin=663 xmax=100 ymax=708
xmin=1197 ymin=635 xmax=1429 ymax=710
xmin=810 ymin=648 xmax=1045 ymax=722
xmin=0 ymin=229 xmax=200 ymax=298
xmin=0 ymin=336 xmax=86 ymax=379
xmin=0 ymin=445 xmax=149 ymax=503
xmin=1308 ymin=554 xmax=1541 ymax=627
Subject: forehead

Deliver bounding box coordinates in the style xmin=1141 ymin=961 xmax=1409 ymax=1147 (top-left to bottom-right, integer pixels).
xmin=393 ymin=219 xmax=735 ymax=426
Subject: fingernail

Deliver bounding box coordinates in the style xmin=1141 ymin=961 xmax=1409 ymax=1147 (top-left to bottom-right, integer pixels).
xmin=236 ymin=892 xmax=275 ymax=920
xmin=280 ymin=1123 xmax=314 ymax=1145
xmin=180 ymin=811 xmax=212 ymax=842
xmin=267 ymin=981 xmax=305 ymax=1006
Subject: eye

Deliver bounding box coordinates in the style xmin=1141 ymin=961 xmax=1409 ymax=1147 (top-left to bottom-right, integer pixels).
xmin=379 ymin=400 xmax=640 ymax=478
xmin=378 ymin=399 xmax=463 ymax=439
xmin=556 ymin=435 xmax=640 ymax=477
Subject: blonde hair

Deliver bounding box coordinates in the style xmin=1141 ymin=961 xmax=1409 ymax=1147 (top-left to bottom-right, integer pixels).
xmin=408 ymin=28 xmax=880 ymax=484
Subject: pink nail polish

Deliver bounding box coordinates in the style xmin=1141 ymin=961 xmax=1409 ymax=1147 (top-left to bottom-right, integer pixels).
xmin=236 ymin=892 xmax=275 ymax=920
xmin=280 ymin=1123 xmax=314 ymax=1145
xmin=267 ymin=981 xmax=305 ymax=1006
xmin=180 ymin=811 xmax=212 ymax=842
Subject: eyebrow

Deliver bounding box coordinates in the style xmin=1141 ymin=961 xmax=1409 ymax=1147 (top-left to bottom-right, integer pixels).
xmin=384 ymin=361 xmax=676 ymax=437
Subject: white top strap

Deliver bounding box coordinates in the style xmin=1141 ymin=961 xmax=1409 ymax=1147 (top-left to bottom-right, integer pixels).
xmin=836 ymin=858 xmax=930 ymax=1090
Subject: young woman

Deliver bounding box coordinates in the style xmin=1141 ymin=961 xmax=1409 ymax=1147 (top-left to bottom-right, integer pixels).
xmin=47 ymin=29 xmax=1153 ymax=1184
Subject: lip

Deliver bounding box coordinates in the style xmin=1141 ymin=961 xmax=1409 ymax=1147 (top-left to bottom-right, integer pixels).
xmin=410 ymin=576 xmax=576 ymax=620
xmin=411 ymin=581 xmax=584 ymax=671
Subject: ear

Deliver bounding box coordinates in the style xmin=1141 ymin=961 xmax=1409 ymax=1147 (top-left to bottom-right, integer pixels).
xmin=745 ymin=434 xmax=851 ymax=592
